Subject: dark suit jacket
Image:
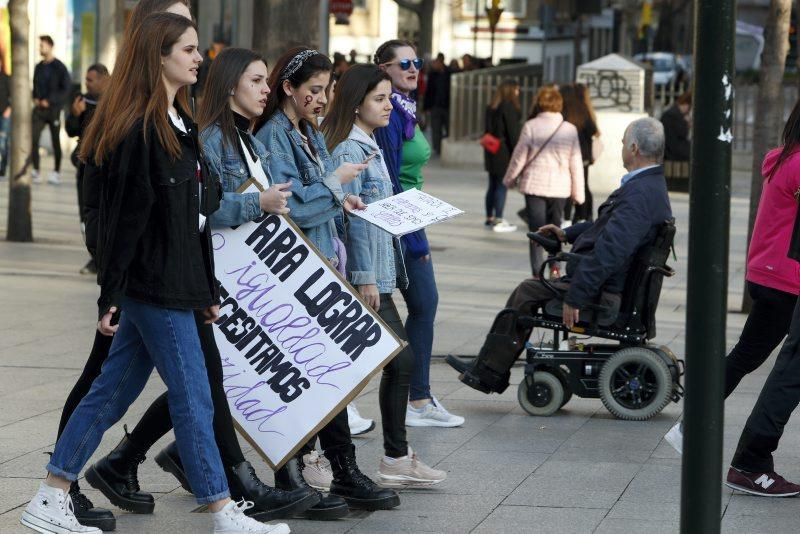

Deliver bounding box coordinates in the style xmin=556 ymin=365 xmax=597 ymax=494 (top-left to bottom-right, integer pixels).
xmin=562 ymin=165 xmax=673 ymax=308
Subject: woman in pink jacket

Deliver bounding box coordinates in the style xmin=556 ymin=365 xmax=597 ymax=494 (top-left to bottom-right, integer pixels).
xmin=665 ymin=129 xmax=800 ymax=454
xmin=504 ymin=85 xmax=584 ymax=275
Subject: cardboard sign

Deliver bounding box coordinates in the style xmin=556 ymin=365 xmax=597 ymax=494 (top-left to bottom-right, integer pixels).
xmin=210 ymin=210 xmax=403 ymax=469
xmin=351 ymin=188 xmax=464 ymax=236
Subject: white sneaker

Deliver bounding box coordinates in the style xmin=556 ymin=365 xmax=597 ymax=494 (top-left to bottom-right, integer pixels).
xmin=301 ymin=450 xmax=333 ymax=491
xmin=377 ymin=447 xmax=447 ymax=488
xmin=213 ymin=500 xmax=289 ymax=534
xmin=31 ymin=170 xmax=42 ymax=183
xmin=48 ymin=171 xmax=61 ymax=185
xmin=492 ymin=219 xmax=518 ymax=233
xmin=406 ymin=397 xmax=465 ymax=428
xmin=20 ymin=482 xmax=101 ymax=533
xmin=560 ymin=220 xmax=573 ymax=229
xmin=664 ymin=421 xmax=683 ymax=455
xmin=347 ymin=403 xmax=375 ymax=436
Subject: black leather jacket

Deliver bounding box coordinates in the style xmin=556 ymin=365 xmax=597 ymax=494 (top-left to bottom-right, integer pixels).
xmin=93 ymin=111 xmax=221 ymax=318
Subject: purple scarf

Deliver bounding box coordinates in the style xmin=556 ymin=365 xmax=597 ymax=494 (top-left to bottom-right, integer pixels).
xmin=391 ymin=91 xmax=417 ymax=140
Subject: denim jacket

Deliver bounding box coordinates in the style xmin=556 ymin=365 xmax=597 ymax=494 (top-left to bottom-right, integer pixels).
xmin=332 ymin=125 xmax=402 ymax=294
xmin=200 ymin=123 xmax=268 ymax=227
xmin=255 ymin=110 xmax=344 ymax=263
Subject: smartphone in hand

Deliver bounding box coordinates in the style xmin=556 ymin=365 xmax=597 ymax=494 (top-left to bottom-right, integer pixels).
xmin=362 ymin=152 xmax=378 ymax=164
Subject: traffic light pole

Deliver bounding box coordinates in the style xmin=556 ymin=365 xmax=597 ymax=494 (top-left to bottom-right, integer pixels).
xmin=680 ymin=0 xmax=735 ymax=532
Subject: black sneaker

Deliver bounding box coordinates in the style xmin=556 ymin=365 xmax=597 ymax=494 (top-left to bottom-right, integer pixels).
xmin=80 ymin=259 xmax=97 ymax=275
xmin=725 ymin=467 xmax=800 ymax=497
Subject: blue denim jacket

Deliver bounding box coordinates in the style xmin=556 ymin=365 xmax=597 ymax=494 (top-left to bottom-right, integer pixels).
xmin=332 ymin=126 xmax=398 ymax=294
xmin=200 ymin=124 xmax=267 ymax=228
xmin=255 ymin=110 xmax=344 ymax=263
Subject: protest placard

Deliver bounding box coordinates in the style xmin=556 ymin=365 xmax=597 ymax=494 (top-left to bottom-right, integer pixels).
xmin=350 ymin=188 xmax=464 ymax=236
xmin=210 ymin=210 xmax=403 ymax=469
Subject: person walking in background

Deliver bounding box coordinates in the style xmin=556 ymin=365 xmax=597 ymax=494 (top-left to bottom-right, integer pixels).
xmin=664 ymin=100 xmax=800 ymax=479
xmin=0 ymin=55 xmax=10 ymax=180
xmin=483 ymin=78 xmax=521 ymax=232
xmin=194 ymin=35 xmax=228 ymax=99
xmin=374 ymin=39 xmax=465 ymax=428
xmin=31 ymin=35 xmax=71 ymax=185
xmin=504 ymin=85 xmax=584 ymax=276
xmin=67 ymin=63 xmax=109 ymax=275
xmin=560 ymin=83 xmax=600 ymax=223
xmin=660 ymin=90 xmax=691 ymax=162
xmin=423 ymin=53 xmax=450 ymax=156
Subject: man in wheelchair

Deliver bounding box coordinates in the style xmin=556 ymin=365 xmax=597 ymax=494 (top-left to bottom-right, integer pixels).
xmin=449 ymin=117 xmax=673 ymax=395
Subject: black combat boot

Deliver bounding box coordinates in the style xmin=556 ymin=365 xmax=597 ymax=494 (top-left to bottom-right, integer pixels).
xmin=69 ymin=481 xmax=116 ymax=531
xmin=274 ymin=456 xmax=349 ymax=520
xmin=154 ymin=441 xmax=192 ymax=493
xmin=227 ymin=460 xmax=319 ymax=520
xmin=84 ymin=429 xmax=155 ymax=514
xmin=327 ymin=445 xmax=400 ymax=511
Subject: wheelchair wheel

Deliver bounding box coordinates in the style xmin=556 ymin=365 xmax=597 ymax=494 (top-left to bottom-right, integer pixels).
xmin=598 ymin=347 xmax=673 ymax=421
xmin=518 ymin=371 xmax=564 ymax=416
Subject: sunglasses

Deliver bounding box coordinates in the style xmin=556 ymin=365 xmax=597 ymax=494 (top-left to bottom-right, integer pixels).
xmin=385 ymin=58 xmax=424 ymax=71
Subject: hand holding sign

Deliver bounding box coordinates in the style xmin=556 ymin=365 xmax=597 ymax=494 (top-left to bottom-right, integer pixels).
xmin=344 ymin=194 xmax=367 ymax=212
xmin=260 ymin=182 xmax=293 ymax=215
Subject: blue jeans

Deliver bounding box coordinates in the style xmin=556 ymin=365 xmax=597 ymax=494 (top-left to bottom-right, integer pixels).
xmin=401 ymin=235 xmax=439 ymax=401
xmin=47 ymin=298 xmax=229 ymax=504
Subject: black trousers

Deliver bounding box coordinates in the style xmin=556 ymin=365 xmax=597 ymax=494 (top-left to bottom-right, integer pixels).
xmin=31 ymin=106 xmax=62 ymax=172
xmin=725 ymin=282 xmax=796 ymax=398
xmin=524 ymin=195 xmax=566 ymax=275
xmin=732 ymin=295 xmax=800 ymax=472
xmin=572 ymin=165 xmax=593 ymax=222
xmin=57 ymin=314 xmax=246 ymax=468
xmin=429 ymin=107 xmax=448 ymax=155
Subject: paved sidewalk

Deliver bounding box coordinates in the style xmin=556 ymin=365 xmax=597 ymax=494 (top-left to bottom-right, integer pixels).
xmin=1 ymin=160 xmax=799 ymax=534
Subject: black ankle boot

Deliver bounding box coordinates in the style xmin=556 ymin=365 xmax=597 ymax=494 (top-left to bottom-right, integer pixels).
xmin=227 ymin=460 xmax=319 ymax=521
xmin=84 ymin=429 xmax=155 ymax=514
xmin=327 ymin=445 xmax=400 ymax=511
xmin=69 ymin=481 xmax=116 ymax=531
xmin=154 ymin=441 xmax=192 ymax=493
xmin=274 ymin=456 xmax=349 ymax=520
xmin=458 ymin=310 xmax=524 ymax=394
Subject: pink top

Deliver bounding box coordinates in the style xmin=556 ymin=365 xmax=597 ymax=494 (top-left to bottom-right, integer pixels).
xmin=502 ymin=111 xmax=585 ymax=203
xmin=747 ymin=147 xmax=800 ymax=295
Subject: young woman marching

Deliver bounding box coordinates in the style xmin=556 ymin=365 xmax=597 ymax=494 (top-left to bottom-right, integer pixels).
xmin=373 ymin=40 xmax=465 ymax=428
xmin=322 ymin=63 xmax=448 ymax=488
xmin=20 ymin=13 xmax=286 ymax=534
xmin=84 ymin=47 xmax=320 ymax=523
xmin=53 ymin=3 xmax=194 ymax=529
xmin=254 ymin=46 xmax=400 ymax=512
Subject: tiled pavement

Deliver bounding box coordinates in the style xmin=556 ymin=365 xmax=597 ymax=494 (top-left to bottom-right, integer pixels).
xmin=1 ymin=157 xmax=797 ymax=533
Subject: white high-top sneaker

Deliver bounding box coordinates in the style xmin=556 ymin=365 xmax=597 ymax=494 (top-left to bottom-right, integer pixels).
xmin=347 ymin=402 xmax=375 ymax=436
xmin=213 ymin=500 xmax=290 ymax=534
xmin=20 ymin=482 xmax=101 ymax=533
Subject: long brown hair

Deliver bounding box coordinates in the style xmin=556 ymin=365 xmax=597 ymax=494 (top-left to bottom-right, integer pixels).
xmin=321 ymin=64 xmax=391 ymax=152
xmin=489 ymin=78 xmax=520 ymax=111
xmin=255 ymin=46 xmax=332 ymax=135
xmin=560 ymin=83 xmax=599 ymax=135
xmin=197 ymin=47 xmax=266 ymax=149
xmin=80 ymin=13 xmax=196 ymax=164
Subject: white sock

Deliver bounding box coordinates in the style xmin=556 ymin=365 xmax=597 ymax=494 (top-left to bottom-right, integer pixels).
xmin=383 ymin=454 xmax=408 ymax=465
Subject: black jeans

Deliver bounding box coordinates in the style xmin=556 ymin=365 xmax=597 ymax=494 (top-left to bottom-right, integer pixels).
xmin=485 ymin=173 xmax=508 ymax=220
xmin=57 ymin=314 xmax=246 ymax=468
xmin=32 ymin=106 xmax=62 ymax=172
xmin=725 ymin=282 xmax=797 ymax=398
xmin=379 ymin=294 xmax=414 ymax=458
xmin=300 ymin=408 xmax=352 ymax=458
xmin=524 ymin=194 xmax=566 ymax=275
xmin=572 ymin=165 xmax=593 ymax=222
xmin=731 ymin=295 xmax=800 ymax=472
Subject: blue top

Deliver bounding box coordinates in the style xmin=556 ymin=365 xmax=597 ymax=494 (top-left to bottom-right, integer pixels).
xmin=201 ymin=123 xmax=268 ymax=228
xmin=255 ymin=110 xmax=344 ymax=264
xmin=374 ymin=99 xmax=431 ymax=259
xmin=332 ymin=125 xmax=400 ymax=294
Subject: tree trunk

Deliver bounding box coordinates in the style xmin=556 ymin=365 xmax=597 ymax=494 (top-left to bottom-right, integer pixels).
xmin=6 ymin=0 xmax=32 ymax=242
xmin=742 ymin=0 xmax=792 ymax=312
xmin=393 ymin=0 xmax=434 ymax=58
xmin=252 ymin=0 xmax=321 ymax=66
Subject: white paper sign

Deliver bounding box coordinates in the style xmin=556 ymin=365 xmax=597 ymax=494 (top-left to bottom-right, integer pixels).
xmin=351 ymin=188 xmax=464 ymax=236
xmin=210 ymin=212 xmax=403 ymax=469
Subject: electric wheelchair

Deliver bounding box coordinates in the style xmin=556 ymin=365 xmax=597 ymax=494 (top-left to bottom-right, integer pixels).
xmin=518 ymin=219 xmax=684 ymax=420
xmin=450 ymin=219 xmax=684 ymax=421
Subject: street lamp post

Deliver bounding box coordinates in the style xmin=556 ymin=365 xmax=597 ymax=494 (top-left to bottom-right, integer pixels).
xmin=680 ymin=0 xmax=734 ymax=532
xmin=486 ymin=0 xmax=503 ymax=65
